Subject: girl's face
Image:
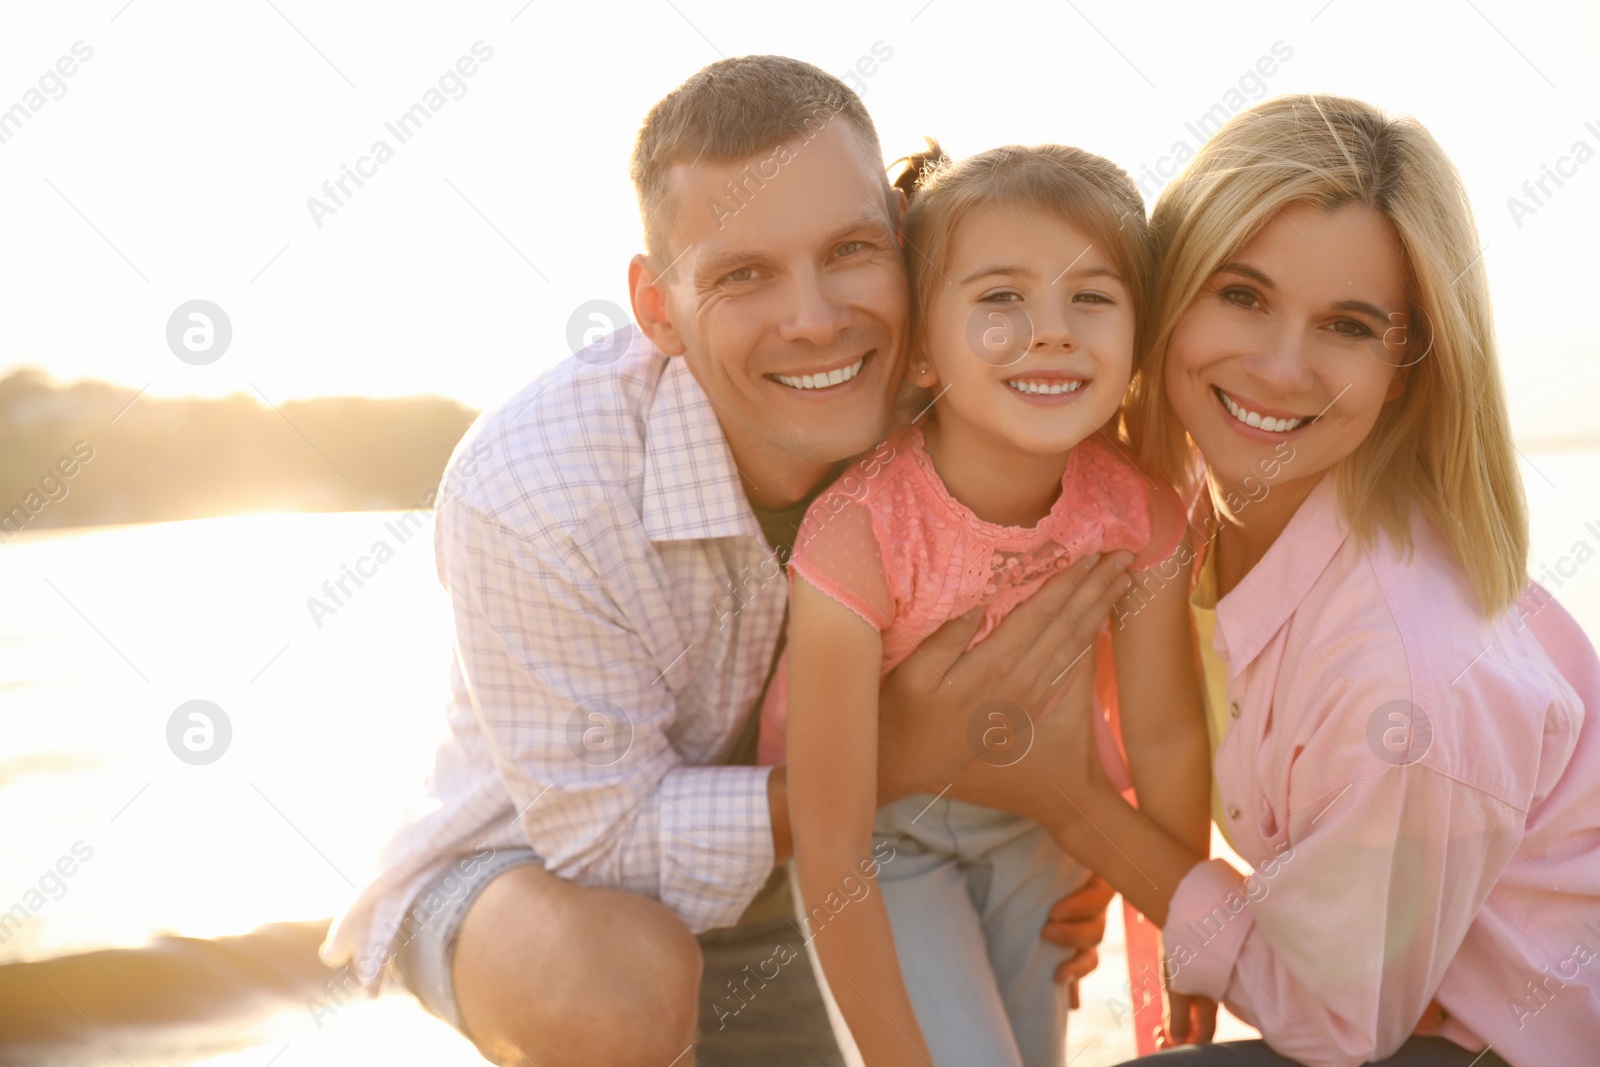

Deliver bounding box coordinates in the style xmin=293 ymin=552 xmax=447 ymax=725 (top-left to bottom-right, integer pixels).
xmin=1165 ymin=203 xmax=1413 ymax=501
xmin=914 ymin=204 xmax=1135 ymax=456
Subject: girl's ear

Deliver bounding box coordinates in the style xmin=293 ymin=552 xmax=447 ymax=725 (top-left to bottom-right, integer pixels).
xmin=908 ymin=336 xmax=941 ymax=391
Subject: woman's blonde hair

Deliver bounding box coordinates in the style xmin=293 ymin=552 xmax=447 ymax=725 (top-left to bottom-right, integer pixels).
xmin=890 ymin=140 xmax=1155 ymax=382
xmin=1127 ymin=94 xmax=1528 ymax=615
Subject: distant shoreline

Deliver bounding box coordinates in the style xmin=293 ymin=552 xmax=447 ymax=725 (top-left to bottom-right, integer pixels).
xmin=1 ymin=367 xmax=479 ymax=538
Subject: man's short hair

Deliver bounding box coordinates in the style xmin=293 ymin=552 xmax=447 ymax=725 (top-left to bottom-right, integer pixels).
xmin=629 ymin=55 xmax=886 ymax=266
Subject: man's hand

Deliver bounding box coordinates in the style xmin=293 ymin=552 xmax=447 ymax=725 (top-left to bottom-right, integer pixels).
xmin=944 ymin=646 xmax=1107 ymax=829
xmin=1044 ymin=875 xmax=1115 ymax=1008
xmin=876 ymin=552 xmax=1134 ymax=802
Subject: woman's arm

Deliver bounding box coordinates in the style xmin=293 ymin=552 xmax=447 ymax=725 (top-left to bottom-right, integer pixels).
xmin=1042 ymin=674 xmax=1523 ymax=1067
xmin=787 ymin=575 xmax=931 ymax=1066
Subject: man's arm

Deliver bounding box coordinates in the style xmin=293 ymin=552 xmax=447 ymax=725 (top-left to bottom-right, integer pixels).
xmin=437 ymin=494 xmax=775 ymax=933
xmin=767 ymin=765 xmax=791 ymax=862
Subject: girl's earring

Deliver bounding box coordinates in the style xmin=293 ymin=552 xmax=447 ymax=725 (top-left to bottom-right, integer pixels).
xmin=917 ymin=363 xmax=929 ymax=378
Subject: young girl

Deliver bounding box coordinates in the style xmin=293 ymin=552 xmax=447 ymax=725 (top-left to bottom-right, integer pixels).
xmin=758 ymin=143 xmax=1211 ymax=1067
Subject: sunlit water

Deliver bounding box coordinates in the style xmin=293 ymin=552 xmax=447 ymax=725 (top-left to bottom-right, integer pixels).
xmin=2 ymin=450 xmax=1597 ymax=1064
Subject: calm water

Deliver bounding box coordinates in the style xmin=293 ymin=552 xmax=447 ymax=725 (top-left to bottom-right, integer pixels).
xmin=2 ymin=450 xmax=1597 ymax=1064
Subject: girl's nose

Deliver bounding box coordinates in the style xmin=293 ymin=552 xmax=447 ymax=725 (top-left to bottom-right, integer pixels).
xmin=1029 ymin=304 xmax=1076 ymax=352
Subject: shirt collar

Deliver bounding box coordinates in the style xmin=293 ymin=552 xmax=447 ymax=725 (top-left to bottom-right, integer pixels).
xmin=1214 ymin=473 xmax=1352 ymax=669
xmin=641 ymin=352 xmax=762 ymax=543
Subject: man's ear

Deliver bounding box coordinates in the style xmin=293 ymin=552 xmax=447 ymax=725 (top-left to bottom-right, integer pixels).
xmin=629 ymin=253 xmax=686 ymax=357
xmin=891 ymin=186 xmax=909 ymax=246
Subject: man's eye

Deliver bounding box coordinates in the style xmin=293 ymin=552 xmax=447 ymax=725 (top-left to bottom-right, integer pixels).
xmin=723 ymin=267 xmax=757 ymax=284
xmin=835 ymin=241 xmax=865 ymax=258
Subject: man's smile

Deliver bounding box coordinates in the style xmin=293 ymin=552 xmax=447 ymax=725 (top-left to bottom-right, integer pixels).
xmin=767 ymin=352 xmax=873 ymax=392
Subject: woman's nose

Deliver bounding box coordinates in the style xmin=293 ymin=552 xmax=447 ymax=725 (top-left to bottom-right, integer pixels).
xmin=1241 ymin=324 xmax=1315 ymax=395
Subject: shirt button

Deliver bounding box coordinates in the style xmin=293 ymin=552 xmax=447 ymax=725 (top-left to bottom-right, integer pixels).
xmin=1226 ymin=804 xmax=1241 ymax=820
xmin=1229 ymin=701 xmax=1241 ymax=719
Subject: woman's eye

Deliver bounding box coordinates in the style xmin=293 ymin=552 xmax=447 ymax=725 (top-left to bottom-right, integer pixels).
xmin=1330 ymin=318 xmax=1374 ymax=339
xmin=1219 ymin=286 xmax=1258 ymax=309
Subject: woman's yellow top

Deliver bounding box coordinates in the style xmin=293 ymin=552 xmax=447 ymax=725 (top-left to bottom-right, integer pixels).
xmin=1190 ymin=548 xmax=1240 ymax=853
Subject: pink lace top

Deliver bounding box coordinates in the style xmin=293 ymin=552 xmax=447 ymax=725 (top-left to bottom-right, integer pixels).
xmin=756 ymin=422 xmax=1183 ymax=766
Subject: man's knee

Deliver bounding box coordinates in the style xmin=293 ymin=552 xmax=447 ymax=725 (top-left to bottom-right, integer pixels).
xmin=598 ymin=889 xmax=703 ymax=1019
xmin=453 ymin=866 xmax=704 ymax=1065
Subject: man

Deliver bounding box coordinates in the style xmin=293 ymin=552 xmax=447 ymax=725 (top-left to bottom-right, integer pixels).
xmin=320 ymin=55 xmax=1130 ymax=1065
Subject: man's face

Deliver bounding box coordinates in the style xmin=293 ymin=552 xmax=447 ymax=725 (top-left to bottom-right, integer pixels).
xmin=648 ymin=122 xmax=909 ymax=483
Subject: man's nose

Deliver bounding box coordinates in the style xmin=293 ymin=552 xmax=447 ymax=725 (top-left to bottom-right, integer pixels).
xmin=777 ymin=269 xmax=850 ymax=345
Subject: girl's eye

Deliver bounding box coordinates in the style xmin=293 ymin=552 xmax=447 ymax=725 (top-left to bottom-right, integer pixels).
xmin=1074 ymin=291 xmax=1113 ymax=305
xmin=1219 ymin=286 xmax=1258 ymax=309
xmin=980 ymin=290 xmax=1021 ymax=303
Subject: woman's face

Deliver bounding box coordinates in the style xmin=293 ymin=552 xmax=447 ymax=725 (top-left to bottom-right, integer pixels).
xmin=1165 ymin=203 xmax=1413 ymax=505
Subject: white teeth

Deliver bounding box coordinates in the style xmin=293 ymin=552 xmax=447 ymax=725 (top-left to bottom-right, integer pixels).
xmin=775 ymin=357 xmax=865 ymax=390
xmin=1218 ymin=389 xmax=1308 ymax=433
xmin=1006 ymin=379 xmax=1084 ymax=396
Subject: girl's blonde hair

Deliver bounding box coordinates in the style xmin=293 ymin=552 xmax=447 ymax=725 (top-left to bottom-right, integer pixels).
xmin=890 ymin=140 xmax=1155 ymax=388
xmin=1126 ymin=94 xmax=1528 ymax=615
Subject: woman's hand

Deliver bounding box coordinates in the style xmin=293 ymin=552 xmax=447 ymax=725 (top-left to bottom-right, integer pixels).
xmin=1161 ymin=990 xmax=1218 ymax=1048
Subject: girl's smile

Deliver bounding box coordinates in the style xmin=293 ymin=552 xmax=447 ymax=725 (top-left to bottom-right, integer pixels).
xmin=916 ymin=204 xmax=1134 ymax=461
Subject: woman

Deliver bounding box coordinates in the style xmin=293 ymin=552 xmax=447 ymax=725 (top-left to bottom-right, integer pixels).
xmin=956 ymin=94 xmax=1600 ymax=1066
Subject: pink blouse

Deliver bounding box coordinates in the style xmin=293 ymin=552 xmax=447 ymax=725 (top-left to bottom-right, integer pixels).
xmin=756 ymin=421 xmax=1181 ymax=766
xmin=1165 ymin=475 xmax=1600 ymax=1067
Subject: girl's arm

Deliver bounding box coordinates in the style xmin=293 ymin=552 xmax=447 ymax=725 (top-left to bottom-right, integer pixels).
xmin=787 ymin=574 xmax=931 ymax=1066
xmin=1110 ymin=535 xmax=1215 ymax=1046
xmin=1111 ymin=534 xmax=1212 ymax=860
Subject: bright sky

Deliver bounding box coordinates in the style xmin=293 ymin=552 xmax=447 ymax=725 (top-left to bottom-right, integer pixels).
xmin=2 ymin=0 xmax=1596 ymax=441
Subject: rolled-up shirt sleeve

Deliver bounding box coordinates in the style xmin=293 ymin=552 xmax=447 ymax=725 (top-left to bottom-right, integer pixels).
xmin=1164 ymin=751 xmax=1518 ymax=1067
xmin=437 ymin=495 xmax=776 ymax=933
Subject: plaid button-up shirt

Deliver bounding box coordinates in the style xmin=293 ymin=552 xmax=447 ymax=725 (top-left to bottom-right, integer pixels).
xmin=321 ymin=327 xmax=787 ymax=990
